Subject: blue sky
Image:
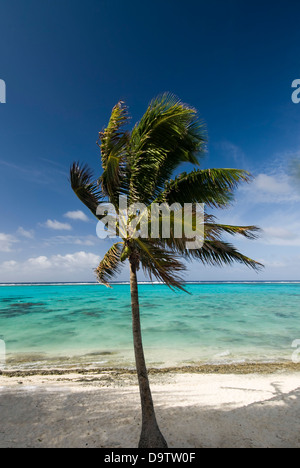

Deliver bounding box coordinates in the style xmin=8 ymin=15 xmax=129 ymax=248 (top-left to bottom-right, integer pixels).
xmin=0 ymin=0 xmax=300 ymax=282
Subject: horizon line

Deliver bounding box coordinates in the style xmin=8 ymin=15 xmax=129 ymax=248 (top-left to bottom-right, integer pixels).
xmin=0 ymin=280 xmax=300 ymax=286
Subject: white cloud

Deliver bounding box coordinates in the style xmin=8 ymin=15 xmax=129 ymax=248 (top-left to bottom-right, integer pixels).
xmin=263 ymin=227 xmax=297 ymax=240
xmin=2 ymin=260 xmax=17 ymax=269
xmin=44 ymin=219 xmax=72 ymax=231
xmin=44 ymin=235 xmax=97 ymax=247
xmin=30 ymin=251 xmax=100 ymax=270
xmin=0 ymin=233 xmax=18 ymax=252
xmin=50 ymin=251 xmax=100 ymax=269
xmin=254 ymin=174 xmax=291 ymax=194
xmin=73 ymin=238 xmax=95 ymax=246
xmin=28 ymin=256 xmax=52 ymax=269
xmin=0 ymin=251 xmax=101 ymax=282
xmin=17 ymin=226 xmax=35 ymax=239
xmin=240 ymin=171 xmax=300 ymax=204
xmin=262 ymin=225 xmax=300 ymax=246
xmin=64 ymin=210 xmax=89 ymax=222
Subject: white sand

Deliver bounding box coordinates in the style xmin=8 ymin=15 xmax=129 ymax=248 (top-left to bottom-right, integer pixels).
xmin=0 ymin=370 xmax=300 ymax=448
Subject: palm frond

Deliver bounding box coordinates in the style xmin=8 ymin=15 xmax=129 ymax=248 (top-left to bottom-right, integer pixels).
xmin=205 ymin=222 xmax=262 ymax=240
xmin=157 ymin=168 xmax=252 ymax=208
xmin=148 ymin=210 xmax=262 ymax=271
xmin=97 ymin=101 xmax=130 ymax=203
xmin=129 ymin=93 xmax=207 ymax=204
xmin=135 ymin=238 xmax=187 ymax=292
xmin=185 ymin=239 xmax=263 ymax=271
xmin=97 ymin=101 xmax=129 ymax=169
xmin=70 ymin=162 xmax=104 ymax=218
xmin=95 ymin=242 xmax=124 ymax=287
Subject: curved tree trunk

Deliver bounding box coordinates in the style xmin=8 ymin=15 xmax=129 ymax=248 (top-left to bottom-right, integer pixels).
xmin=129 ymin=260 xmax=168 ymax=448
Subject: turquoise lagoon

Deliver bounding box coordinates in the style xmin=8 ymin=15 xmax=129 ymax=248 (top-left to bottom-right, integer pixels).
xmin=0 ymin=282 xmax=299 ymax=370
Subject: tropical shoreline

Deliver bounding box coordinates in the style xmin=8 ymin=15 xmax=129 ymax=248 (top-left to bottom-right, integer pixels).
xmin=1 ymin=361 xmax=300 ymax=378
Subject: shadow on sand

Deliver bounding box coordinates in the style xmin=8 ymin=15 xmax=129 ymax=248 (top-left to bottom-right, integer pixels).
xmin=0 ymin=377 xmax=299 ymax=448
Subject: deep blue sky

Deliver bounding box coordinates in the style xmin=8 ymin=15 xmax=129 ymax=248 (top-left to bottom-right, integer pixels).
xmin=1 ymin=0 xmax=300 ymax=282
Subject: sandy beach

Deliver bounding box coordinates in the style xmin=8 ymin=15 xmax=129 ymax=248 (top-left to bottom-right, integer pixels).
xmin=1 ymin=364 xmax=300 ymax=448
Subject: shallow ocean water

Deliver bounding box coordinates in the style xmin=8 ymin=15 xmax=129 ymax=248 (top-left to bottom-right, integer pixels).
xmin=0 ymin=282 xmax=299 ymax=370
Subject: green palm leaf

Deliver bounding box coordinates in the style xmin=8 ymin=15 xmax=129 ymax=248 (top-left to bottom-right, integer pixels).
xmin=129 ymin=93 xmax=206 ymax=204
xmin=97 ymin=101 xmax=130 ymax=203
xmin=70 ymin=162 xmax=104 ymax=218
xmin=97 ymin=101 xmax=129 ymax=169
xmin=186 ymin=239 xmax=263 ymax=270
xmin=157 ymin=168 xmax=252 ymax=208
xmin=136 ymin=238 xmax=187 ymax=291
xmin=205 ymin=221 xmax=261 ymax=240
xmin=95 ymin=242 xmax=124 ymax=287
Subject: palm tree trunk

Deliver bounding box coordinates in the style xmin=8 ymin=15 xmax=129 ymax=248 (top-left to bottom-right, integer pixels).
xmin=129 ymin=259 xmax=168 ymax=448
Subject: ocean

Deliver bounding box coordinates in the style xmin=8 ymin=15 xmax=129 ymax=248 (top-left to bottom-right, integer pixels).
xmin=0 ymin=282 xmax=299 ymax=370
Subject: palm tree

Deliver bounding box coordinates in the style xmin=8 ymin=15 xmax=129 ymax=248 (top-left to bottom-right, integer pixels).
xmin=70 ymin=93 xmax=262 ymax=448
